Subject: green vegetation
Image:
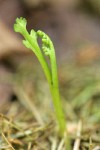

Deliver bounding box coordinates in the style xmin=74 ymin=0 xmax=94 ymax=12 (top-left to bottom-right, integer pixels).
xmin=14 ymin=17 xmax=67 ymax=138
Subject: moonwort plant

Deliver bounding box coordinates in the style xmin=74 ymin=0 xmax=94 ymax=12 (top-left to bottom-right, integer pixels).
xmin=14 ymin=17 xmax=67 ymax=138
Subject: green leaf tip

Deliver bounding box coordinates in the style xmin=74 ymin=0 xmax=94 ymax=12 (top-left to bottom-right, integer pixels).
xmin=14 ymin=17 xmax=27 ymax=33
xmin=22 ymin=29 xmax=38 ymax=50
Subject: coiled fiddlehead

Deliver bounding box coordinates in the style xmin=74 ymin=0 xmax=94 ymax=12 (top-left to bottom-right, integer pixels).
xmin=37 ymin=30 xmax=57 ymax=85
xmin=37 ymin=30 xmax=53 ymax=56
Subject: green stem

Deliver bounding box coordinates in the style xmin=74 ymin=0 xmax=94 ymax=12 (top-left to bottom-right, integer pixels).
xmin=50 ymin=48 xmax=66 ymax=136
xmin=21 ymin=29 xmax=52 ymax=86
xmin=23 ymin=29 xmax=66 ymax=136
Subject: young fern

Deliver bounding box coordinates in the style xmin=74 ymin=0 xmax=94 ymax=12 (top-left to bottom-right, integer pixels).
xmin=14 ymin=17 xmax=66 ymax=136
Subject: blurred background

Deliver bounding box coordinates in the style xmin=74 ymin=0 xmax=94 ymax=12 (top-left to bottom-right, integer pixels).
xmin=0 ymin=1 xmax=100 ymax=149
xmin=0 ymin=0 xmax=100 ymax=118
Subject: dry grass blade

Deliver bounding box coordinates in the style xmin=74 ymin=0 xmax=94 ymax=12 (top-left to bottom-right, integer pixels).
xmin=2 ymin=132 xmax=15 ymax=150
xmin=57 ymin=138 xmax=65 ymax=150
xmin=50 ymin=137 xmax=57 ymax=150
xmin=92 ymin=146 xmax=100 ymax=150
xmin=15 ymin=86 xmax=44 ymax=126
xmin=73 ymin=121 xmax=82 ymax=150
